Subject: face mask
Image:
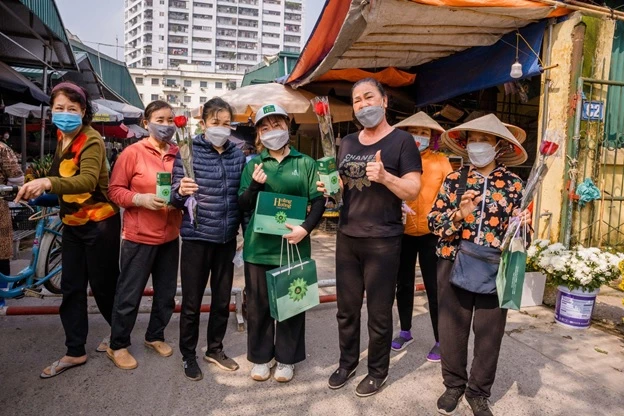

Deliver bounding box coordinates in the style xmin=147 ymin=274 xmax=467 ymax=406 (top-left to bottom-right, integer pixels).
xmin=260 ymin=129 xmax=290 ymax=150
xmin=466 ymin=142 xmax=497 ymax=168
xmin=147 ymin=122 xmax=176 ymax=143
xmin=52 ymin=112 xmax=83 ymax=133
xmin=3 ymin=133 xmax=9 ymax=140
xmin=205 ymin=126 xmax=231 ymax=147
xmin=413 ymin=135 xmax=430 ymax=152
xmin=355 ymin=105 xmax=384 ymax=128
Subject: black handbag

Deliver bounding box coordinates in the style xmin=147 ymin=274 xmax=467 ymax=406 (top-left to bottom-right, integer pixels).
xmin=450 ymin=240 xmax=501 ymax=295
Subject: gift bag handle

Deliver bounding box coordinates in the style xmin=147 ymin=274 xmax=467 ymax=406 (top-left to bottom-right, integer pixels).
xmin=279 ymin=238 xmax=304 ymax=275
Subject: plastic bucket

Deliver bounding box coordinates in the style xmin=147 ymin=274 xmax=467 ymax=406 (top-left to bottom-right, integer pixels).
xmin=554 ymin=285 xmax=600 ymax=329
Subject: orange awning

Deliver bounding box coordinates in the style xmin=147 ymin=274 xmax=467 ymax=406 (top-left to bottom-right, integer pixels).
xmin=315 ymin=67 xmax=416 ymax=88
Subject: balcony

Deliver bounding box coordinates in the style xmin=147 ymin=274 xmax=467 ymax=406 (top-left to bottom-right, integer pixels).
xmin=217 ymin=6 xmax=237 ymax=15
xmin=216 ymin=17 xmax=237 ymax=27
xmin=169 ymin=0 xmax=188 ymax=9
xmin=144 ymin=0 xmax=153 ymax=6
xmin=239 ymin=0 xmax=258 ymax=5
xmin=238 ymin=30 xmax=258 ymax=40
xmin=285 ymin=1 xmax=302 ymax=12
xmin=169 ymin=35 xmax=189 ymax=45
xmin=239 ymin=7 xmax=259 ymax=18
xmin=163 ymin=83 xmax=182 ymax=92
xmin=216 ymin=63 xmax=237 ymax=73
xmin=284 ymin=13 xmax=301 ymax=22
xmin=284 ymin=24 xmax=301 ymax=33
xmin=168 ymin=47 xmax=189 ymax=56
xmin=169 ymin=12 xmax=189 ymax=22
xmin=237 ymin=41 xmax=257 ymax=51
xmin=216 ymin=29 xmax=237 ymax=39
xmin=169 ymin=24 xmax=189 ymax=33
xmin=193 ymin=49 xmax=213 ymax=57
xmin=143 ymin=24 xmax=153 ymax=32
xmin=238 ymin=19 xmax=258 ymax=28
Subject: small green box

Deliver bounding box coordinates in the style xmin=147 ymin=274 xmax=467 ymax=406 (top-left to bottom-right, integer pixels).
xmin=156 ymin=172 xmax=171 ymax=203
xmin=317 ymin=156 xmax=340 ymax=195
xmin=253 ymin=191 xmax=307 ymax=236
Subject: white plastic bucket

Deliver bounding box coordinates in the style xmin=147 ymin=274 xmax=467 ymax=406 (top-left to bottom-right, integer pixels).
xmin=554 ymin=285 xmax=600 ymax=329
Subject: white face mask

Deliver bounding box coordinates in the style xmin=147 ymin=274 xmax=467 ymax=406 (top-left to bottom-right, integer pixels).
xmin=413 ymin=135 xmax=430 ymax=152
xmin=205 ymin=126 xmax=230 ymax=147
xmin=355 ymin=105 xmax=384 ymax=128
xmin=260 ymin=129 xmax=290 ymax=150
xmin=466 ymin=142 xmax=497 ymax=167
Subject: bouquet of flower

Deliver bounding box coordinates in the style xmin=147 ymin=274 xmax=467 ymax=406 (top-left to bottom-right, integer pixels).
xmin=501 ymin=130 xmax=563 ymax=250
xmin=310 ymin=96 xmax=335 ymax=158
xmin=25 ymin=154 xmax=54 ymax=182
xmin=173 ymin=115 xmax=197 ymax=225
xmin=526 ymin=239 xmax=550 ymax=272
xmin=531 ymin=242 xmax=624 ymax=291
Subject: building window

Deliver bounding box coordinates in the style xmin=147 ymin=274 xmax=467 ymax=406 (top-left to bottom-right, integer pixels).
xmin=215 ymin=82 xmax=223 ymax=89
xmin=139 ymin=93 xmax=144 ymax=100
xmin=152 ymin=78 xmax=159 ymax=85
xmin=200 ymin=96 xmax=207 ymax=103
xmin=184 ymin=96 xmax=192 ymax=103
xmin=159 ymin=59 xmax=164 ymax=63
xmin=184 ymin=80 xmax=192 ymax=87
xmin=160 ymin=0 xmax=164 ymax=3
xmin=135 ymin=77 xmax=144 ymax=85
xmin=200 ymin=81 xmax=208 ymax=88
xmin=160 ymin=12 xmax=164 ymax=16
xmin=165 ymin=78 xmax=176 ymax=86
xmin=159 ymin=24 xmax=164 ymax=28
xmin=151 ymin=94 xmax=159 ymax=101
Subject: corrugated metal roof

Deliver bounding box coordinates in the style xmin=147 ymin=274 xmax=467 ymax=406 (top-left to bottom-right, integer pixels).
xmin=18 ymin=0 xmax=68 ymax=43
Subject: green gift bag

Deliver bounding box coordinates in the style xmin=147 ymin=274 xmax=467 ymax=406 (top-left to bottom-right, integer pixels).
xmin=496 ymin=222 xmax=527 ymax=310
xmin=266 ymin=241 xmax=320 ymax=322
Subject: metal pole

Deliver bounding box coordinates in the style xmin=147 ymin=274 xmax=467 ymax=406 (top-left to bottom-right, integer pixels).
xmin=20 ymin=117 xmax=27 ymax=171
xmin=40 ymin=47 xmax=48 ymax=161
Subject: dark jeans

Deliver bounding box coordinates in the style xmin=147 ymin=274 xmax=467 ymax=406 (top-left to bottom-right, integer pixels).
xmin=179 ymin=239 xmax=236 ymax=360
xmin=335 ymin=231 xmax=401 ymax=379
xmin=60 ymin=214 xmax=120 ymax=357
xmin=396 ymin=233 xmax=439 ymax=340
xmin=110 ymin=238 xmax=179 ymax=350
xmin=437 ymin=258 xmax=508 ymax=399
xmin=244 ymin=262 xmax=306 ymax=365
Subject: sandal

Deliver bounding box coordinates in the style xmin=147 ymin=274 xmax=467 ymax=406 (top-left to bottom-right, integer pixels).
xmin=40 ymin=359 xmax=86 ymax=379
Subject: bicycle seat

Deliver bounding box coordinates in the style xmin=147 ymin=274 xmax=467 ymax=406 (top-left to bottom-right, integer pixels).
xmin=30 ymin=193 xmax=59 ymax=207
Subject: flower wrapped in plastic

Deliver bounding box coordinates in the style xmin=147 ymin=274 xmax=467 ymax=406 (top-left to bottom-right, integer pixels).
xmin=310 ymin=96 xmax=336 ymax=158
xmin=501 ymin=130 xmax=563 ymax=250
xmin=174 ymin=115 xmax=198 ymax=225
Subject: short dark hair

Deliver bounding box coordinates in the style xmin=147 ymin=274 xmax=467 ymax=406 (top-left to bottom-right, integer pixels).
xmin=202 ymin=97 xmax=234 ymax=122
xmin=50 ymin=82 xmax=94 ymax=126
xmin=142 ymin=100 xmax=173 ymax=125
xmin=351 ymin=77 xmax=387 ymax=100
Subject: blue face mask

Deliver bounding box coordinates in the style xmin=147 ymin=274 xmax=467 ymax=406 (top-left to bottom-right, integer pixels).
xmin=52 ymin=112 xmax=83 ymax=133
xmin=413 ymin=135 xmax=430 ymax=152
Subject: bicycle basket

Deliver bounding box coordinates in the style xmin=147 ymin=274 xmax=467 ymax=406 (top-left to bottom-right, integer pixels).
xmin=10 ymin=206 xmax=37 ymax=231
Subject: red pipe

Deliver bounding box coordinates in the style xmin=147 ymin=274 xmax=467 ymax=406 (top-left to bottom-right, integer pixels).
xmin=4 ymin=303 xmax=236 ymax=316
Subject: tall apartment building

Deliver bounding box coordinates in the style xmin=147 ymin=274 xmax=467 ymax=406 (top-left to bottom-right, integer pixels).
xmin=124 ymin=0 xmax=305 ymax=74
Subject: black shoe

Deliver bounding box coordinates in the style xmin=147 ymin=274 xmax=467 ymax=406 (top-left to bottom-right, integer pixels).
xmin=328 ymin=367 xmax=356 ymax=390
xmin=183 ymin=357 xmax=203 ymax=381
xmin=465 ymin=396 xmax=493 ymax=416
xmin=355 ymin=374 xmax=388 ymax=397
xmin=437 ymin=386 xmax=465 ymax=415
xmin=204 ymin=350 xmax=239 ymax=371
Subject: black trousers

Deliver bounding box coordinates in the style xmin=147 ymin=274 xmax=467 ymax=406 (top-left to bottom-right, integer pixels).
xmin=437 ymin=259 xmax=508 ymax=399
xmin=396 ymin=233 xmax=439 ymax=340
xmin=244 ymin=262 xmax=306 ymax=365
xmin=179 ymin=239 xmax=236 ymax=360
xmin=335 ymin=231 xmax=401 ymax=379
xmin=110 ymin=238 xmax=179 ymax=350
xmin=60 ymin=214 xmax=120 ymax=357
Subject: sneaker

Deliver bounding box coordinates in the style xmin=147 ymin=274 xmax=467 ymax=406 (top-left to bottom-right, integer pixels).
xmin=250 ymin=360 xmax=276 ymax=381
xmin=204 ymin=351 xmax=239 ymax=371
xmin=328 ymin=367 xmax=356 ymax=390
xmin=465 ymin=396 xmax=493 ymax=416
xmin=355 ymin=374 xmax=388 ymax=397
xmin=183 ymin=357 xmax=203 ymax=381
xmin=437 ymin=386 xmax=465 ymax=415
xmin=391 ymin=330 xmax=413 ymax=352
xmin=273 ymin=362 xmax=294 ymax=382
xmin=96 ymin=335 xmax=110 ymax=352
xmin=427 ymin=342 xmax=441 ymax=363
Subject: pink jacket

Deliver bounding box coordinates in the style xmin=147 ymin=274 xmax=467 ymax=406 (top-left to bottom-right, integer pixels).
xmin=109 ymin=139 xmax=182 ymax=245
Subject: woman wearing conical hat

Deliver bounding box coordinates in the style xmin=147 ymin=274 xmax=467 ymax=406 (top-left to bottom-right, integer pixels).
xmin=390 ymin=112 xmax=452 ymax=363
xmin=427 ymin=114 xmax=530 ymax=416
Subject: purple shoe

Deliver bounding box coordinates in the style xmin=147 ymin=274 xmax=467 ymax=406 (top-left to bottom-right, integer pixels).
xmin=427 ymin=342 xmax=441 ymax=363
xmin=391 ymin=330 xmax=413 ymax=352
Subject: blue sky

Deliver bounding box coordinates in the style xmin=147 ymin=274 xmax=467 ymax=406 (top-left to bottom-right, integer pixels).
xmin=56 ymin=0 xmax=324 ymax=60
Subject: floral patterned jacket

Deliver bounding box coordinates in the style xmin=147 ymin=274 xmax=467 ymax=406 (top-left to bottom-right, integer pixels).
xmin=427 ymin=165 xmax=524 ymax=261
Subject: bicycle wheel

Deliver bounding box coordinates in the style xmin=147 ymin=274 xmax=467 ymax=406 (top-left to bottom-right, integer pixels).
xmin=38 ymin=229 xmax=63 ymax=294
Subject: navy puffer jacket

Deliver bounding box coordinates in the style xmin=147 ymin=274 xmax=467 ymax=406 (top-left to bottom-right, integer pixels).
xmin=171 ymin=135 xmax=246 ymax=244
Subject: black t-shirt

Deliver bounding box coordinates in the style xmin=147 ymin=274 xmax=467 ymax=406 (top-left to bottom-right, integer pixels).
xmin=338 ymin=128 xmax=422 ymax=238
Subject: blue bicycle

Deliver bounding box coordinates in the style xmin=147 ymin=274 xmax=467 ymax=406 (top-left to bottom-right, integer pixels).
xmin=0 ymin=185 xmax=63 ymax=299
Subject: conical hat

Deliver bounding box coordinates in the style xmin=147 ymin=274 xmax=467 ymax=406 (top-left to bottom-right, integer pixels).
xmin=393 ymin=111 xmax=445 ymax=133
xmin=502 ymin=123 xmax=526 ymax=143
xmin=441 ymin=114 xmax=528 ymax=166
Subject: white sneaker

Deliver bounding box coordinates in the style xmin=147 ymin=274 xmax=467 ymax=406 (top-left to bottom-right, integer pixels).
xmin=250 ymin=359 xmax=275 ymax=381
xmin=273 ymin=362 xmax=294 ymax=382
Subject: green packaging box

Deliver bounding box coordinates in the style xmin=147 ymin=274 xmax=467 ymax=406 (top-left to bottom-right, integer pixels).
xmin=253 ymin=191 xmax=307 ymax=236
xmin=156 ymin=172 xmax=171 ymax=204
xmin=317 ymin=156 xmax=340 ymax=195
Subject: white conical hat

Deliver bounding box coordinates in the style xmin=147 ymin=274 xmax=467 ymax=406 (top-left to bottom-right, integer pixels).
xmin=502 ymin=123 xmax=526 ymax=143
xmin=393 ymin=111 xmax=445 ymax=133
xmin=441 ymin=114 xmax=528 ymax=166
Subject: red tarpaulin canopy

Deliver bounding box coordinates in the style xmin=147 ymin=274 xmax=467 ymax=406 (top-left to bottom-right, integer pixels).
xmin=93 ymin=123 xmax=134 ymax=139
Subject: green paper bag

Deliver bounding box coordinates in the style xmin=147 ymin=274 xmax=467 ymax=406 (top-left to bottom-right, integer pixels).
xmin=266 ymin=244 xmax=319 ymax=322
xmin=496 ymin=236 xmax=527 ymax=310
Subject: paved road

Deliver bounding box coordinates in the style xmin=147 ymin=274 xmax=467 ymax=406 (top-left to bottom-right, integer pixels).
xmin=1 ymin=234 xmax=623 ymax=415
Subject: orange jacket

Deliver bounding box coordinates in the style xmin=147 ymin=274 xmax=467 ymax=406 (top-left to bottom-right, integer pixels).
xmin=108 ymin=139 xmax=182 ymax=245
xmin=404 ymin=150 xmax=452 ymax=236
